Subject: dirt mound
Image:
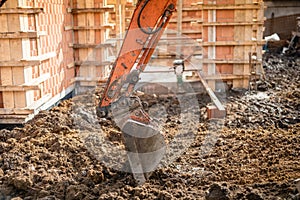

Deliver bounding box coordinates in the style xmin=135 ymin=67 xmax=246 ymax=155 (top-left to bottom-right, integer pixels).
xmin=0 ymin=54 xmax=299 ymax=199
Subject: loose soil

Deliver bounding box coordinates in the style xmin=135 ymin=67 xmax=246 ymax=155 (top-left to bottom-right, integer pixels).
xmin=0 ymin=54 xmax=299 ymax=200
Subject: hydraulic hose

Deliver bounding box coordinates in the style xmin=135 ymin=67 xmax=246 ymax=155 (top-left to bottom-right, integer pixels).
xmin=137 ymin=0 xmax=168 ymax=35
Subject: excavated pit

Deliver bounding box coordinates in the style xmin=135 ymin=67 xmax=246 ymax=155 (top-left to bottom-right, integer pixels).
xmin=0 ymin=53 xmax=299 ymax=200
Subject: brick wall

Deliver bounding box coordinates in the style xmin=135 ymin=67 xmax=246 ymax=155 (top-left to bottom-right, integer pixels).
xmin=0 ymin=0 xmax=74 ymax=123
xmin=264 ymin=14 xmax=300 ymax=40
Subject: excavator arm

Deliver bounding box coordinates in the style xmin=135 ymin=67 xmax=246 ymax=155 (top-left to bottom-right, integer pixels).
xmin=98 ymin=0 xmax=176 ymax=112
xmin=0 ymin=0 xmax=7 ymax=7
xmin=97 ymin=0 xmax=177 ymax=184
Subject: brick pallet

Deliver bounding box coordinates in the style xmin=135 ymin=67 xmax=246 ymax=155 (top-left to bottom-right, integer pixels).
xmin=0 ymin=0 xmax=74 ymax=123
xmin=152 ymin=0 xmax=265 ymax=90
xmin=71 ymin=0 xmax=112 ymax=92
xmin=72 ymin=0 xmax=135 ymax=93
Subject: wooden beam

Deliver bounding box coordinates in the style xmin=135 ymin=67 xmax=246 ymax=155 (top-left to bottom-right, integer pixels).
xmin=0 ymin=60 xmax=40 ymax=67
xmin=0 ymin=7 xmax=43 ymax=14
xmin=197 ymin=71 xmax=225 ymax=111
xmin=70 ymin=7 xmax=114 ymax=13
xmin=202 ymin=41 xmax=265 ymax=46
xmin=0 ymin=85 xmax=40 ymax=91
xmin=202 ymin=59 xmax=250 ymax=64
xmin=202 ymin=21 xmax=264 ymax=26
xmin=203 ymin=74 xmax=249 ymax=80
xmin=74 ymin=77 xmax=107 ymax=83
xmin=74 ymin=61 xmax=112 ymax=66
xmin=65 ymin=25 xmax=114 ymax=31
xmin=71 ymin=43 xmax=114 ymax=48
xmin=0 ymin=114 xmax=30 ymax=124
xmin=0 ymin=31 xmax=38 ymax=39
xmin=0 ymin=108 xmax=34 ymax=115
xmin=182 ymin=7 xmax=201 ymax=11
xmin=201 ymin=4 xmax=263 ymax=10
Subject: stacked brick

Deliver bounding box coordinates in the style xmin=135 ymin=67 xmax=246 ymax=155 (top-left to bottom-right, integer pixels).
xmin=71 ymin=0 xmax=114 ymax=91
xmin=154 ymin=0 xmax=265 ymax=90
xmin=200 ymin=0 xmax=265 ymax=89
xmin=0 ymin=0 xmax=74 ymax=123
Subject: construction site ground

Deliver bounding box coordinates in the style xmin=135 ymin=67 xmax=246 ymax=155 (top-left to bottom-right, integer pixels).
xmin=0 ymin=53 xmax=299 ymax=200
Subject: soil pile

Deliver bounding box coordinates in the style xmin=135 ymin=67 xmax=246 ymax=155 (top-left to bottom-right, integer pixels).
xmin=0 ymin=54 xmax=299 ymax=199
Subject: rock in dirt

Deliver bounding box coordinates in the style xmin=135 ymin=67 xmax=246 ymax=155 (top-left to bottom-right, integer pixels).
xmin=205 ymin=183 xmax=230 ymax=200
xmin=245 ymin=192 xmax=263 ymax=200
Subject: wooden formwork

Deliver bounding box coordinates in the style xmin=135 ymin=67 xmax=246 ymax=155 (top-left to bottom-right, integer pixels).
xmin=72 ymin=0 xmax=135 ymax=93
xmin=148 ymin=0 xmax=265 ymax=90
xmin=0 ymin=0 xmax=74 ymax=123
xmin=200 ymin=0 xmax=265 ymax=90
xmin=71 ymin=0 xmax=114 ymax=91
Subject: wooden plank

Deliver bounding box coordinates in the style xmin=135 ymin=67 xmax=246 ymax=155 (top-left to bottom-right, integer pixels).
xmin=9 ymin=39 xmax=23 ymax=61
xmin=0 ymin=14 xmax=8 ymax=32
xmin=0 ymin=31 xmax=38 ymax=39
xmin=202 ymin=41 xmax=264 ymax=46
xmin=0 ymin=108 xmax=33 ymax=115
xmin=4 ymin=0 xmax=18 ymax=8
xmin=201 ymin=4 xmax=263 ymax=10
xmin=86 ymin=12 xmax=95 ymax=44
xmin=202 ymin=59 xmax=251 ymax=64
xmin=182 ymin=7 xmax=202 ymax=11
xmin=65 ymin=25 xmax=114 ymax=30
xmin=0 ymin=40 xmax=11 ymax=61
xmin=74 ymin=77 xmax=106 ymax=82
xmin=202 ymin=21 xmax=264 ymax=26
xmin=0 ymin=85 xmax=39 ymax=91
xmin=203 ymin=74 xmax=248 ymax=80
xmin=12 ymin=66 xmax=24 ymax=85
xmin=0 ymin=60 xmax=40 ymax=66
xmin=0 ymin=114 xmax=30 ymax=124
xmin=0 ymin=67 xmax=14 ymax=108
xmin=75 ymin=60 xmax=112 ymax=66
xmin=2 ymin=91 xmax=14 ymax=108
xmin=7 ymin=14 xmax=20 ymax=32
xmin=170 ymin=17 xmax=202 ymax=23
xmin=182 ymin=30 xmax=202 ymax=34
xmin=0 ymin=7 xmax=43 ymax=14
xmin=196 ymin=71 xmax=225 ymax=111
xmin=71 ymin=43 xmax=114 ymax=48
xmin=0 ymin=67 xmax=12 ymax=85
xmin=71 ymin=7 xmax=114 ymax=13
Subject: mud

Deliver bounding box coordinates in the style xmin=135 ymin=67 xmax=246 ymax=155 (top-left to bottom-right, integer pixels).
xmin=0 ymin=54 xmax=299 ymax=200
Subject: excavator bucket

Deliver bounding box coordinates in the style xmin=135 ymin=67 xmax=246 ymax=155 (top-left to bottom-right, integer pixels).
xmin=122 ymin=120 xmax=166 ymax=184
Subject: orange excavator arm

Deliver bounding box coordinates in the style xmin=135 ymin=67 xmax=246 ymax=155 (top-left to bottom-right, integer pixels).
xmin=96 ymin=0 xmax=177 ymax=184
xmin=98 ymin=0 xmax=176 ymax=113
